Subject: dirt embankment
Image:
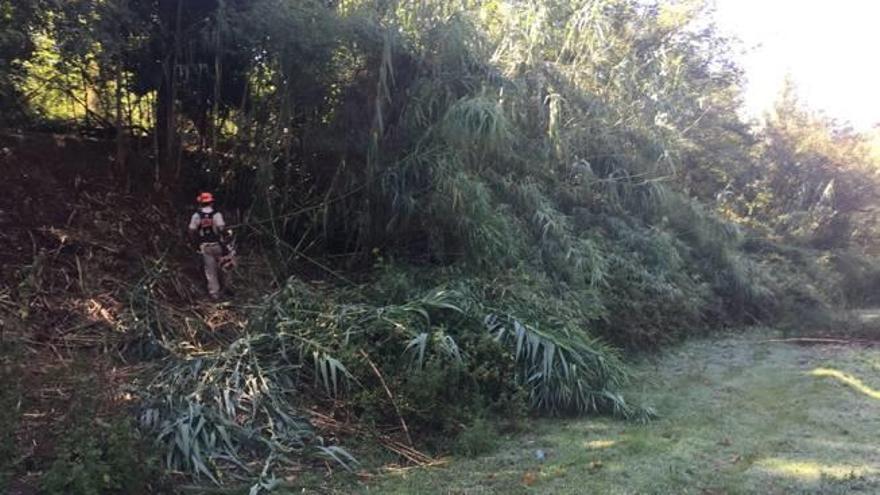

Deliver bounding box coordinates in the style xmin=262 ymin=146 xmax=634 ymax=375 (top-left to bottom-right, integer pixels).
xmin=1 ymin=132 xmax=188 ymax=336
xmin=0 ymin=132 xmax=256 ymax=493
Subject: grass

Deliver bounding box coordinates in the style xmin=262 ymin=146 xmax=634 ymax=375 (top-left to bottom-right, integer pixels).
xmin=355 ymin=330 xmax=880 ymax=494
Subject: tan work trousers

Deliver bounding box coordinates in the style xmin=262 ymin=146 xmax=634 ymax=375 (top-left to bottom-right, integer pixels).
xmin=200 ymin=242 xmax=224 ymax=297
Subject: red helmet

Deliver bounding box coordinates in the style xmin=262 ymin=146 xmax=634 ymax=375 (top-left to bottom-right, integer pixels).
xmin=196 ymin=192 xmax=214 ymax=204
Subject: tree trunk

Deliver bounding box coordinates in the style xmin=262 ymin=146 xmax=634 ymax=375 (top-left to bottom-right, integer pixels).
xmin=211 ymin=9 xmax=222 ymax=170
xmin=156 ymin=63 xmax=173 ymax=187
xmin=115 ymin=65 xmax=128 ymax=187
xmin=156 ymin=0 xmax=182 ymax=186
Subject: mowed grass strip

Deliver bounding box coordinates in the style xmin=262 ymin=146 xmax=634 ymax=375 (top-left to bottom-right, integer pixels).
xmin=362 ymin=332 xmax=880 ymax=494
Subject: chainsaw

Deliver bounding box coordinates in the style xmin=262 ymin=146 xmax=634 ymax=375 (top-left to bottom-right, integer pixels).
xmin=219 ymin=228 xmax=238 ymax=271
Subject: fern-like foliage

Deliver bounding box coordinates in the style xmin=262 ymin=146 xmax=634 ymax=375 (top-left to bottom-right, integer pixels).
xmin=485 ymin=313 xmax=653 ymax=421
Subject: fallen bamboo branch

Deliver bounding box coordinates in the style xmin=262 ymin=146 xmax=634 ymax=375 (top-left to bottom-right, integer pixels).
xmin=759 ymin=337 xmax=874 ymax=345
xmin=40 ymin=227 xmax=121 ymax=254
xmin=359 ymin=349 xmax=414 ymax=448
xmin=377 ymin=436 xmax=436 ymax=465
xmin=308 ymin=409 xmax=437 ymax=466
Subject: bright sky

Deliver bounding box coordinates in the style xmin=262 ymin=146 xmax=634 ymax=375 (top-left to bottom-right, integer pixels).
xmin=712 ymin=0 xmax=880 ymax=130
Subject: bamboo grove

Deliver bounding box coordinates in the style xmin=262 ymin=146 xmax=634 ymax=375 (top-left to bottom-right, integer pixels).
xmin=3 ymin=0 xmax=880 ymax=489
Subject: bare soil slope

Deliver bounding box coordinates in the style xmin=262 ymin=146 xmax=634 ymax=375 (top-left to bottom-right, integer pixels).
xmin=0 ymin=132 xmax=257 ymax=493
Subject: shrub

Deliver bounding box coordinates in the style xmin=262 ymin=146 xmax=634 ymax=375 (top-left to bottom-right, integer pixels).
xmin=41 ymin=417 xmax=161 ymax=495
xmin=453 ymin=417 xmax=499 ymax=458
xmin=143 ymin=274 xmax=643 ymax=482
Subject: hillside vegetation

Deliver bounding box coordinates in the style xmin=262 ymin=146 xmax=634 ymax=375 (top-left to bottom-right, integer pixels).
xmin=1 ymin=0 xmax=879 ymax=493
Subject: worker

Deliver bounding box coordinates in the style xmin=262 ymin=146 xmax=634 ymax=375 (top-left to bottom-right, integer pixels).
xmin=188 ymin=192 xmax=226 ymax=300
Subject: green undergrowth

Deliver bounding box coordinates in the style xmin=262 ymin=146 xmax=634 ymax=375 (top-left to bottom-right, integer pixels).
xmin=39 ymin=364 xmax=165 ymax=495
xmin=0 ymin=347 xmax=165 ymax=495
xmin=747 ymin=240 xmax=880 ymax=336
xmin=41 ymin=415 xmax=163 ymax=495
xmin=366 ymin=331 xmax=880 ymax=494
xmin=140 ymin=268 xmax=656 ymax=488
xmin=135 ymin=235 xmax=880 ymax=490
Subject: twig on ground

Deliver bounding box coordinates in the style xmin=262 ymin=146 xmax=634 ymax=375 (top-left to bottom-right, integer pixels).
xmin=359 ymin=349 xmax=414 ymax=448
xmin=376 ymin=436 xmax=438 ymax=465
xmin=309 ymin=409 xmax=438 ymax=467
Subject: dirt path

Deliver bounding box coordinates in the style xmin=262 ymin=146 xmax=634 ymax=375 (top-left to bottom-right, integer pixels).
xmin=363 ymin=332 xmax=880 ymax=494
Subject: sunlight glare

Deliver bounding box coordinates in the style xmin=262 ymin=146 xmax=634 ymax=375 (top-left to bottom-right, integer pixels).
xmin=810 ymin=368 xmax=880 ymax=400
xmin=715 ymin=0 xmax=880 ymax=129
xmin=755 ymin=458 xmax=876 ymax=481
xmin=584 ymin=439 xmax=618 ymax=449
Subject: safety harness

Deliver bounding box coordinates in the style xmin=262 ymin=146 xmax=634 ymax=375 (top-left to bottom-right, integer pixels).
xmin=197 ymin=209 xmax=222 ymax=243
xmin=196 ymin=208 xmax=238 ymax=271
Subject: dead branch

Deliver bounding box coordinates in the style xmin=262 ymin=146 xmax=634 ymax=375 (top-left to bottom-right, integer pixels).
xmin=359 ymin=349 xmax=414 ymax=448
xmin=759 ymin=337 xmax=875 ymax=345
